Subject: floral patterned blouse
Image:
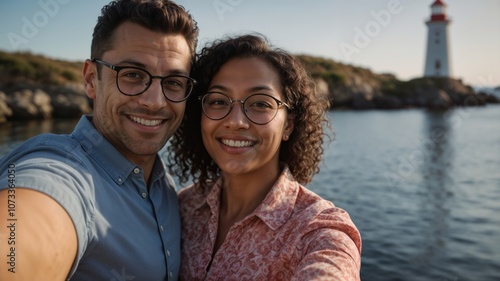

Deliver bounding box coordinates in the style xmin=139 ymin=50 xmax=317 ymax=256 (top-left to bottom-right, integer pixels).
xmin=178 ymin=166 xmax=362 ymax=281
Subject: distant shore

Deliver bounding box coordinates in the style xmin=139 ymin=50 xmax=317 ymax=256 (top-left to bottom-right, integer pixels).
xmin=1 ymin=78 xmax=499 ymax=124
xmin=1 ymin=51 xmax=499 ymax=124
xmin=0 ymin=83 xmax=92 ymax=123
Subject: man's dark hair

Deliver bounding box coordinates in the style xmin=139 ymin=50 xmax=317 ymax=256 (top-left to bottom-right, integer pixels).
xmin=91 ymin=0 xmax=199 ymax=61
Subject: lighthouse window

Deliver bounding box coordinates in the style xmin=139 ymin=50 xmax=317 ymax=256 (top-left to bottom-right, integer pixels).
xmin=432 ymin=6 xmax=443 ymax=14
xmin=435 ymin=60 xmax=441 ymax=70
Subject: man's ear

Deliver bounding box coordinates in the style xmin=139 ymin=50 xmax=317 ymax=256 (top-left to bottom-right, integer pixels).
xmin=82 ymin=59 xmax=97 ymax=99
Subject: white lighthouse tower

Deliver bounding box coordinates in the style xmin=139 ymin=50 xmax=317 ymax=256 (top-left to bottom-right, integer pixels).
xmin=424 ymin=0 xmax=451 ymax=77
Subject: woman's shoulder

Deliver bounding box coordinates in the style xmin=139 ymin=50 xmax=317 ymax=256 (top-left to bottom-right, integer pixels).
xmin=178 ymin=180 xmax=218 ymax=209
xmin=178 ymin=183 xmax=202 ymax=202
xmin=295 ymin=185 xmax=335 ymax=212
xmin=294 ymin=185 xmax=357 ymax=230
xmin=294 ymin=185 xmax=361 ymax=250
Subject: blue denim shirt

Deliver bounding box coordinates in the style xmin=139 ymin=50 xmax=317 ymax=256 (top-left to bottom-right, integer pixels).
xmin=0 ymin=115 xmax=180 ymax=280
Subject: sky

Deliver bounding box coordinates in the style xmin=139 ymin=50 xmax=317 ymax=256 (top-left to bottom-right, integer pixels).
xmin=0 ymin=0 xmax=499 ymax=87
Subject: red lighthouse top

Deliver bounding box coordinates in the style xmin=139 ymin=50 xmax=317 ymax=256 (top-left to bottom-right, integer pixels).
xmin=431 ymin=0 xmax=446 ymax=7
xmin=429 ymin=0 xmax=448 ymax=22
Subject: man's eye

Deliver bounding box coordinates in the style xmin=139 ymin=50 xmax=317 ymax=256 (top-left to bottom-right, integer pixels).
xmin=120 ymin=70 xmax=147 ymax=80
xmin=163 ymin=78 xmax=185 ymax=89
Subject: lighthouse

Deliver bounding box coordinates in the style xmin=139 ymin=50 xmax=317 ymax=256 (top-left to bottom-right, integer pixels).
xmin=423 ymin=0 xmax=451 ymax=77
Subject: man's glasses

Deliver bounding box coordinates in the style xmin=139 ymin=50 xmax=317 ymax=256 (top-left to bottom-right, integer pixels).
xmin=92 ymin=59 xmax=196 ymax=102
xmin=199 ymin=92 xmax=291 ymax=125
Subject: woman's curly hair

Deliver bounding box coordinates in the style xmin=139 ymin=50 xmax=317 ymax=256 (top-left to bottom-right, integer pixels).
xmin=167 ymin=34 xmax=332 ymax=186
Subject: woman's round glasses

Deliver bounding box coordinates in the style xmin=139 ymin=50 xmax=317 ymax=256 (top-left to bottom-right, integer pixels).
xmin=199 ymin=92 xmax=291 ymax=125
xmin=92 ymin=58 xmax=196 ymax=102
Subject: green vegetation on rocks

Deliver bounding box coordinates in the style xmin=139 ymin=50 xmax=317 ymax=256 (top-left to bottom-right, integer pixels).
xmin=0 ymin=51 xmax=82 ymax=87
xmin=0 ymin=51 xmax=90 ymax=123
xmin=0 ymin=51 xmax=498 ymax=123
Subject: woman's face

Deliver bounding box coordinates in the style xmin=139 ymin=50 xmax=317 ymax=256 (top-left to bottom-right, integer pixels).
xmin=201 ymin=57 xmax=294 ymax=177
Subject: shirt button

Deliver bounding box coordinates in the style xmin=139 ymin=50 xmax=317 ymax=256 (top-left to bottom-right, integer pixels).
xmin=160 ymin=225 xmax=164 ymax=232
xmin=141 ymin=192 xmax=147 ymax=198
xmin=167 ymin=250 xmax=170 ymax=257
xmin=118 ymin=178 xmax=122 ymax=182
xmin=133 ymin=167 xmax=140 ymax=174
xmin=169 ymin=272 xmax=173 ymax=278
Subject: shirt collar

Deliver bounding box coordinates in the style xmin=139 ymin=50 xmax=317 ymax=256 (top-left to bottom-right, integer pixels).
xmin=71 ymin=115 xmax=154 ymax=185
xmin=254 ymin=166 xmax=299 ymax=230
xmin=193 ymin=179 xmax=222 ymax=216
xmin=199 ymin=165 xmax=299 ymax=230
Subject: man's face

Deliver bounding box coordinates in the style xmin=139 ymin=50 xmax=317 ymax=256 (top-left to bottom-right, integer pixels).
xmin=83 ymin=21 xmax=192 ymax=164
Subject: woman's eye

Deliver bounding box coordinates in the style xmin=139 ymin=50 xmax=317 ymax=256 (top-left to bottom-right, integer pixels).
xmin=252 ymin=101 xmax=273 ymax=108
xmin=209 ymin=99 xmax=228 ymax=106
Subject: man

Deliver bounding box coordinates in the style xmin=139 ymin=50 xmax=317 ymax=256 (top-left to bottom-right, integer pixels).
xmin=0 ymin=0 xmax=198 ymax=280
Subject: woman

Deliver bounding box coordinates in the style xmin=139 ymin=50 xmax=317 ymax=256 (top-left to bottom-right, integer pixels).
xmin=167 ymin=34 xmax=361 ymax=280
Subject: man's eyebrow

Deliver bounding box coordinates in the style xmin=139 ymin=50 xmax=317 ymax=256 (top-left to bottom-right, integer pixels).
xmin=114 ymin=59 xmax=189 ymax=76
xmin=114 ymin=59 xmax=146 ymax=68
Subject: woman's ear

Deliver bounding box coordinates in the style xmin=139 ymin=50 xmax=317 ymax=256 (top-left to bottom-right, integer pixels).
xmin=82 ymin=59 xmax=97 ymax=99
xmin=282 ymin=113 xmax=295 ymax=141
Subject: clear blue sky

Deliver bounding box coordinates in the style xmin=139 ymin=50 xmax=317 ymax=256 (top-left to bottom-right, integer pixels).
xmin=1 ymin=0 xmax=499 ymax=87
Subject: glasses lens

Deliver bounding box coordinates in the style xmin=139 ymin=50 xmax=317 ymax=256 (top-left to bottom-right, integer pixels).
xmin=116 ymin=67 xmax=194 ymax=101
xmin=162 ymin=76 xmax=194 ymax=102
xmin=202 ymin=92 xmax=231 ymax=120
xmin=201 ymin=93 xmax=281 ymax=124
xmin=116 ymin=67 xmax=150 ymax=96
xmin=244 ymin=94 xmax=280 ymax=124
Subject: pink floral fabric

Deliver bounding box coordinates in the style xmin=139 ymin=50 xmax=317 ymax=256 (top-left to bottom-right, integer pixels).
xmin=178 ymin=166 xmax=361 ymax=281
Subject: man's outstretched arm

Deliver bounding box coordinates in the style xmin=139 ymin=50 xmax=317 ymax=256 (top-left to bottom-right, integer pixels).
xmin=0 ymin=188 xmax=77 ymax=281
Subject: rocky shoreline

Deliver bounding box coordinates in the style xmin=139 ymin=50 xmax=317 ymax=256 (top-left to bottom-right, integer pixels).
xmin=315 ymin=76 xmax=499 ymax=110
xmin=1 ymin=77 xmax=499 ymax=124
xmin=0 ymin=83 xmax=92 ymax=124
xmin=1 ymin=50 xmax=499 ymax=124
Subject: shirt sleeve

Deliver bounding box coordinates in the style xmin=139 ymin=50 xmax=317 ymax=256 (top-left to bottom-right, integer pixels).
xmin=0 ymin=152 xmax=95 ymax=276
xmin=292 ymin=208 xmax=362 ymax=281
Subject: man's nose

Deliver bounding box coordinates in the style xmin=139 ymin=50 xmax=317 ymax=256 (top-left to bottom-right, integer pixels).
xmin=138 ymin=78 xmax=168 ymax=109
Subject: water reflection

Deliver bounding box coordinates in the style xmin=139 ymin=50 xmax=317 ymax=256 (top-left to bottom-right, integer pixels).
xmin=0 ymin=118 xmax=79 ymax=155
xmin=415 ymin=110 xmax=455 ymax=275
xmin=2 ymin=108 xmax=499 ymax=280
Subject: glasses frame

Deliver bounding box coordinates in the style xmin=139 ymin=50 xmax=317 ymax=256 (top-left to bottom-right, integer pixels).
xmin=199 ymin=92 xmax=291 ymax=125
xmin=92 ymin=58 xmax=196 ymax=103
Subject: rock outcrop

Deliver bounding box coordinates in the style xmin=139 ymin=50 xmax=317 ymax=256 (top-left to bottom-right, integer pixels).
xmin=0 ymin=92 xmax=12 ymax=123
xmin=45 ymin=84 xmax=92 ymax=118
xmin=1 ymin=51 xmax=498 ymax=124
xmin=298 ymin=55 xmax=499 ymax=110
xmin=0 ymin=83 xmax=92 ymax=123
xmin=313 ymin=73 xmax=499 ymax=110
